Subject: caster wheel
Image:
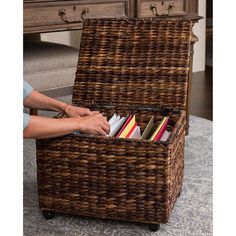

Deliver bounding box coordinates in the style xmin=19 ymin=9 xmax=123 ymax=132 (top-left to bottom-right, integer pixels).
xmin=149 ymin=224 xmax=160 ymax=232
xmin=42 ymin=210 xmax=55 ymax=220
xmin=178 ymin=189 xmax=182 ymax=198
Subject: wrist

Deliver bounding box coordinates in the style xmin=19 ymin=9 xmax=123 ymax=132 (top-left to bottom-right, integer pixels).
xmin=60 ymin=117 xmax=82 ymax=133
xmin=72 ymin=117 xmax=83 ymax=132
xmin=63 ymin=103 xmax=69 ymax=114
xmin=60 ymin=103 xmax=71 ymax=115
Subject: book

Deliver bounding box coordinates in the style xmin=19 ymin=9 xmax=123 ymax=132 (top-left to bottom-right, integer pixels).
xmin=108 ymin=113 xmax=120 ymax=126
xmin=140 ymin=116 xmax=154 ymax=140
xmin=117 ymin=115 xmax=136 ymax=138
xmin=153 ymin=117 xmax=169 ymax=141
xmin=126 ymin=123 xmax=137 ymax=138
xmin=116 ymin=115 xmax=133 ymax=138
xmin=149 ymin=117 xmax=168 ymax=141
xmin=129 ymin=126 xmax=141 ymax=139
xmin=108 ymin=113 xmax=116 ymax=125
xmin=160 ymin=130 xmax=171 ymax=142
xmin=109 ymin=116 xmax=127 ymax=137
xmin=74 ymin=113 xmax=169 ymax=141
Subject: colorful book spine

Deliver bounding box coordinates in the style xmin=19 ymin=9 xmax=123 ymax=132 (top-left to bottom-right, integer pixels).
xmin=125 ymin=123 xmax=137 ymax=138
xmin=117 ymin=115 xmax=136 ymax=138
xmin=149 ymin=117 xmax=169 ymax=141
xmin=116 ymin=115 xmax=133 ymax=138
xmin=153 ymin=117 xmax=169 ymax=141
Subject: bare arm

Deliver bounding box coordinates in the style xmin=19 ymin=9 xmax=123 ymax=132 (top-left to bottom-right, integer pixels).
xmin=23 ymin=90 xmax=98 ymax=117
xmin=23 ymin=113 xmax=110 ymax=139
xmin=24 ymin=90 xmax=68 ymax=112
xmin=23 ymin=83 xmax=109 ymax=139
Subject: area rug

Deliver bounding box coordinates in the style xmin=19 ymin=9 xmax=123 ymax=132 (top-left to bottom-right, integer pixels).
xmin=23 ymin=115 xmax=212 ymax=236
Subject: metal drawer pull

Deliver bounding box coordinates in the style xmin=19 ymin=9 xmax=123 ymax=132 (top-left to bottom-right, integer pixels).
xmin=59 ymin=7 xmax=89 ymax=23
xmin=150 ymin=2 xmax=175 ymax=16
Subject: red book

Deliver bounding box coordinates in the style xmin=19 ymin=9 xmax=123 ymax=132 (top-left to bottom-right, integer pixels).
xmin=116 ymin=115 xmax=133 ymax=138
xmin=125 ymin=123 xmax=137 ymax=138
xmin=154 ymin=117 xmax=169 ymax=141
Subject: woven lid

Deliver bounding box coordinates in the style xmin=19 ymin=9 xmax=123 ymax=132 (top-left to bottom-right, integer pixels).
xmin=72 ymin=18 xmax=192 ymax=110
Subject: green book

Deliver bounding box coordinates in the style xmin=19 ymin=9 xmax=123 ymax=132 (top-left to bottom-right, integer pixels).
xmin=140 ymin=116 xmax=154 ymax=140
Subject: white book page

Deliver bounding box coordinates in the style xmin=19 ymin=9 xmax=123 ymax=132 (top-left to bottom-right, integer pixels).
xmin=109 ymin=117 xmax=127 ymax=137
xmin=129 ymin=126 xmax=141 ymax=139
xmin=160 ymin=130 xmax=171 ymax=141
xmin=109 ymin=114 xmax=120 ymax=126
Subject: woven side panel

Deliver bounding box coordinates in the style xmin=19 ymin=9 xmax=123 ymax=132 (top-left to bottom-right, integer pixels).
xmin=37 ymin=138 xmax=169 ymax=224
xmin=36 ymin=107 xmax=185 ymax=224
xmin=73 ymin=18 xmax=192 ymax=110
xmin=166 ymin=112 xmax=186 ymax=218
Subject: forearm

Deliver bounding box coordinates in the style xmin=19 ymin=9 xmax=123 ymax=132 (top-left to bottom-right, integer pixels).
xmin=23 ymin=116 xmax=81 ymax=139
xmin=23 ymin=91 xmax=67 ymax=112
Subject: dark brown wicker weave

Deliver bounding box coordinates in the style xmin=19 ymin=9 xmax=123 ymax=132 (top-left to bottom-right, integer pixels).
xmin=73 ymin=18 xmax=192 ymax=110
xmin=36 ymin=18 xmax=192 ymax=230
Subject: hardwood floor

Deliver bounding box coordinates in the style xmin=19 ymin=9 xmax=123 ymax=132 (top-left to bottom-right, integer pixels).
xmin=190 ymin=66 xmax=213 ymax=120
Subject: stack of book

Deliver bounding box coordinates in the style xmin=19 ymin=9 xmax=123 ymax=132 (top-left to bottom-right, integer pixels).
xmin=108 ymin=114 xmax=171 ymax=142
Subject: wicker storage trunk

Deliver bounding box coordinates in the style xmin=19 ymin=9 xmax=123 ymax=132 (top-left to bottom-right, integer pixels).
xmin=36 ymin=18 xmax=192 ymax=231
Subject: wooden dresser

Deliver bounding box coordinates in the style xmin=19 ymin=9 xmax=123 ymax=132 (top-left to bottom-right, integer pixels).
xmin=24 ymin=0 xmax=199 ymax=33
xmin=24 ymin=0 xmax=201 ymax=132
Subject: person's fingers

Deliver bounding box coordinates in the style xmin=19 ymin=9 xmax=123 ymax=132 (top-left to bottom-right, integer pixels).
xmin=98 ymin=128 xmax=107 ymax=136
xmin=95 ymin=113 xmax=107 ymax=120
xmin=99 ymin=115 xmax=108 ymax=122
xmin=101 ymin=124 xmax=109 ymax=134
xmin=102 ymin=120 xmax=110 ymax=130
xmin=86 ymin=108 xmax=92 ymax=114
xmin=103 ymin=117 xmax=109 ymax=125
xmin=78 ymin=108 xmax=91 ymax=116
xmin=93 ymin=113 xmax=102 ymax=118
xmin=91 ymin=111 xmax=100 ymax=114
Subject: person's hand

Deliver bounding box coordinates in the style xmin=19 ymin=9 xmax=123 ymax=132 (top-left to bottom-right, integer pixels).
xmin=77 ymin=113 xmax=110 ymax=136
xmin=64 ymin=104 xmax=99 ymax=118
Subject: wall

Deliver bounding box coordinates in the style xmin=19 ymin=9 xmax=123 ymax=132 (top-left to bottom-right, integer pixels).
xmin=41 ymin=30 xmax=82 ymax=49
xmin=41 ymin=1 xmax=206 ymax=72
xmin=192 ymin=0 xmax=206 ymax=72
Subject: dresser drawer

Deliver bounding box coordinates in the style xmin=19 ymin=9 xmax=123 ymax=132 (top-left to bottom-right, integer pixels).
xmin=138 ymin=0 xmax=186 ymax=18
xmin=24 ymin=0 xmax=130 ymax=33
